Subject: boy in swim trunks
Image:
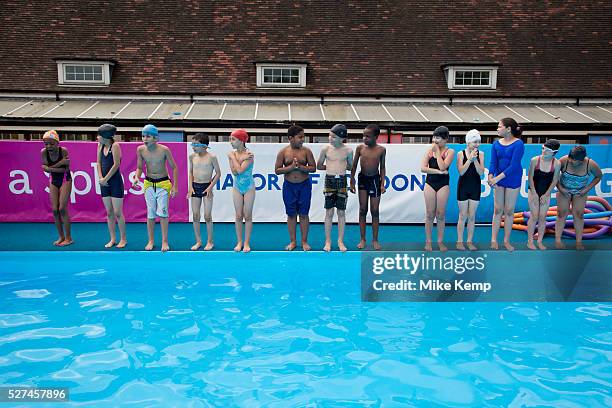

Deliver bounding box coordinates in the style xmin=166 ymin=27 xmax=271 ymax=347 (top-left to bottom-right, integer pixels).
xmin=131 ymin=124 xmax=178 ymax=252
xmin=317 ymin=124 xmax=354 ymax=252
xmin=275 ymin=125 xmax=316 ymax=251
xmin=188 ymin=133 xmax=221 ymax=251
xmin=350 ymin=124 xmax=386 ymax=250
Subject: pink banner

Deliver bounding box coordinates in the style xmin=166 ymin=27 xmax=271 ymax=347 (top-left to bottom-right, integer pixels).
xmin=0 ymin=141 xmax=189 ymax=222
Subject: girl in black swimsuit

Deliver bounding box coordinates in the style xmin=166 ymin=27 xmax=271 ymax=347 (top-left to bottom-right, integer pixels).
xmin=420 ymin=126 xmax=455 ymax=252
xmin=456 ymin=129 xmax=485 ymax=251
xmin=40 ymin=130 xmax=73 ymax=246
xmin=526 ymin=139 xmax=561 ymax=250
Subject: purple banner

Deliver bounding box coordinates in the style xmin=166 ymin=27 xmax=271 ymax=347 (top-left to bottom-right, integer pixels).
xmin=0 ymin=141 xmax=189 ymax=222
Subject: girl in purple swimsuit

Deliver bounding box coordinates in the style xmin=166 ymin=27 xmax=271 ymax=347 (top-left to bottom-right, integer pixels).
xmin=488 ymin=118 xmax=525 ymax=252
xmin=40 ymin=130 xmax=73 ymax=246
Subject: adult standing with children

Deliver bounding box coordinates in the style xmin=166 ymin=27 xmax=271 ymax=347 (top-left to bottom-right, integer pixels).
xmin=488 ymin=118 xmax=525 ymax=252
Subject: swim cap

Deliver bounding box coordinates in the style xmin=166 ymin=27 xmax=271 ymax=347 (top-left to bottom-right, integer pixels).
xmin=98 ymin=123 xmax=116 ymax=139
xmin=544 ymin=139 xmax=560 ymax=152
xmin=465 ymin=129 xmax=481 ymax=144
xmin=43 ymin=130 xmax=60 ymax=142
xmin=433 ymin=126 xmax=449 ymax=139
xmin=231 ymin=129 xmax=249 ymax=143
xmin=142 ymin=124 xmax=158 ymax=137
xmin=331 ymin=124 xmax=347 ymax=139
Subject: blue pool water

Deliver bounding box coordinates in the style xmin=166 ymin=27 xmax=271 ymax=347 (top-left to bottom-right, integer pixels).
xmin=0 ymin=252 xmax=610 ymax=407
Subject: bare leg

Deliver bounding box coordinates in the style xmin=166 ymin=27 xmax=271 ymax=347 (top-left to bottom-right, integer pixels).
xmin=555 ymin=193 xmax=570 ymax=249
xmin=145 ymin=219 xmax=155 ymax=250
xmin=113 ymin=197 xmax=127 ymax=248
xmin=232 ymin=188 xmax=244 ymax=252
xmin=191 ymin=197 xmax=202 ymax=250
xmin=357 ymin=190 xmax=368 ymax=249
xmin=423 ymin=184 xmax=436 ymax=251
xmin=466 ymin=199 xmax=479 ymax=251
xmin=242 ymin=188 xmax=256 ymax=253
xmin=435 ymin=186 xmax=450 ymax=252
xmin=49 ymin=185 xmax=64 ymax=245
xmin=324 ymin=208 xmax=334 ymax=252
xmin=337 ymin=210 xmax=347 ymax=252
xmin=571 ymin=195 xmax=587 ymax=250
xmin=286 ymin=215 xmax=297 ymax=251
xmin=102 ymin=196 xmax=116 ymax=247
xmin=299 ymin=214 xmax=311 ymax=251
xmin=203 ymin=195 xmax=214 ymax=250
xmin=536 ymin=198 xmax=551 ymax=250
xmin=370 ymin=196 xmax=381 ymax=250
xmin=160 ymin=217 xmax=170 ymax=252
xmin=502 ymin=187 xmax=520 ymax=252
xmin=457 ymin=200 xmax=468 ymax=250
xmin=57 ymin=182 xmax=73 ymax=246
xmin=526 ymin=191 xmax=539 ymax=250
xmin=490 ymin=186 xmax=505 ymax=249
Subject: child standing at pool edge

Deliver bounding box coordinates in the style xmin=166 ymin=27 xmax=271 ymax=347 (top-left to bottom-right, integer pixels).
xmin=350 ymin=124 xmax=386 ymax=250
xmin=228 ymin=129 xmax=256 ymax=253
xmin=132 ymin=124 xmax=178 ymax=252
xmin=317 ymin=124 xmax=353 ymax=252
xmin=188 ymin=133 xmax=221 ymax=251
xmin=40 ymin=130 xmax=73 ymax=246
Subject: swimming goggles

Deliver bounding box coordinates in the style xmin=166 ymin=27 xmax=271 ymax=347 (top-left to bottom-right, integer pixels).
xmin=191 ymin=143 xmax=209 ymax=148
xmin=543 ymin=146 xmax=558 ymax=153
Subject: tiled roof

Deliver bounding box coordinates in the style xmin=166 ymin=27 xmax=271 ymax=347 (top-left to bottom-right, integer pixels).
xmin=1 ymin=0 xmax=610 ymax=96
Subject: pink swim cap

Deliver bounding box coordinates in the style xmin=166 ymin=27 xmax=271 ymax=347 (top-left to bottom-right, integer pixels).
xmin=231 ymin=129 xmax=249 ymax=143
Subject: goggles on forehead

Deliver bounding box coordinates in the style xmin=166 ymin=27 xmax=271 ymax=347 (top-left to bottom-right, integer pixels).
xmin=543 ymin=146 xmax=558 ymax=153
xmin=191 ymin=143 xmax=209 ymax=148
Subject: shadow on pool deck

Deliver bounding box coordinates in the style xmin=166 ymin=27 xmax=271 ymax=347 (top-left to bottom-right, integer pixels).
xmin=1 ymin=222 xmax=610 ymax=252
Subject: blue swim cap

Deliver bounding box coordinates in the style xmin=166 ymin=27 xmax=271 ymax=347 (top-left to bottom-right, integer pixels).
xmin=142 ymin=124 xmax=158 ymax=137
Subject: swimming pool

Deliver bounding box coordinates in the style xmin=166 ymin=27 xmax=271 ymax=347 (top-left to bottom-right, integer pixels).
xmin=0 ymin=252 xmax=610 ymax=407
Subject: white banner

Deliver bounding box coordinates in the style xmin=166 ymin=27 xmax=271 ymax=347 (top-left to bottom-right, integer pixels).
xmin=189 ymin=142 xmax=443 ymax=223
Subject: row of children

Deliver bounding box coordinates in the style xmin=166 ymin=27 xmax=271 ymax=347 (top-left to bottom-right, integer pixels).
xmin=40 ymin=117 xmax=602 ymax=252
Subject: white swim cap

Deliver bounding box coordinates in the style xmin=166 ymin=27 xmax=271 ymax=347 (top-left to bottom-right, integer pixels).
xmin=465 ymin=129 xmax=481 ymax=144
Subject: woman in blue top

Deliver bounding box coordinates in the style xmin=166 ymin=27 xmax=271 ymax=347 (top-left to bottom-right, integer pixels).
xmin=555 ymin=146 xmax=602 ymax=250
xmin=228 ymin=129 xmax=256 ymax=253
xmin=488 ymin=117 xmax=525 ymax=251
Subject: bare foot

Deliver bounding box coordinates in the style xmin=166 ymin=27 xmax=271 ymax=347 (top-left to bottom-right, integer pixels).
xmin=53 ymin=237 xmax=64 ymax=246
xmin=191 ymin=242 xmax=202 ymax=251
xmin=234 ymin=243 xmax=243 ymax=252
xmin=105 ymin=240 xmax=116 ymax=248
xmin=527 ymin=241 xmax=537 ymax=250
xmin=503 ymin=242 xmax=514 ymax=252
xmin=302 ymin=242 xmax=311 ymax=252
xmin=161 ymin=242 xmax=170 ymax=252
xmin=242 ymin=244 xmax=251 ymax=253
xmin=338 ymin=241 xmax=347 ymax=252
xmin=456 ymin=242 xmax=465 ymax=251
xmin=323 ymin=241 xmax=332 ymax=252
xmin=356 ymin=240 xmax=366 ymax=249
xmin=424 ymin=242 xmax=432 ymax=252
xmin=438 ymin=242 xmax=448 ymax=252
xmin=372 ymin=241 xmax=382 ymax=250
xmin=554 ymin=241 xmax=565 ymax=250
xmin=58 ymin=239 xmax=74 ymax=247
xmin=576 ymin=242 xmax=585 ymax=251
xmin=537 ymin=242 xmax=547 ymax=250
xmin=285 ymin=242 xmax=297 ymax=251
xmin=145 ymin=241 xmax=154 ymax=251
xmin=490 ymin=241 xmax=499 ymax=250
xmin=204 ymin=242 xmax=214 ymax=251
xmin=116 ymin=240 xmax=127 ymax=249
xmin=467 ymin=242 xmax=478 ymax=251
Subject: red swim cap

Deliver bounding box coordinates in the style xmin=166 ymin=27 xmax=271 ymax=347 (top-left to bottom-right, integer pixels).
xmin=231 ymin=129 xmax=249 ymax=143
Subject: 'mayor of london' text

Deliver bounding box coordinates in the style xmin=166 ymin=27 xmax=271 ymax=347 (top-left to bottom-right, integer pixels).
xmin=373 ymin=279 xmax=491 ymax=293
